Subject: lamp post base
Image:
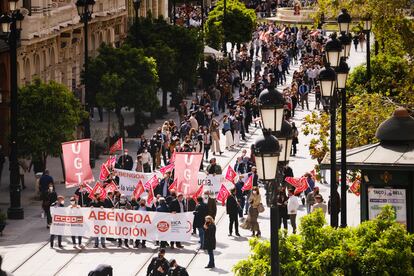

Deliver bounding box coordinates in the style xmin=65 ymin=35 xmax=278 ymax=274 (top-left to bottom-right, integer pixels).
xmin=7 ymin=207 xmax=24 ymax=220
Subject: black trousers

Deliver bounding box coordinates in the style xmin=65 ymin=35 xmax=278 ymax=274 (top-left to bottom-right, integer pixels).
xmin=50 ymin=235 xmax=62 ymax=246
xmin=229 ymin=213 xmax=239 ymax=235
xmin=71 ymin=236 xmax=82 ymax=245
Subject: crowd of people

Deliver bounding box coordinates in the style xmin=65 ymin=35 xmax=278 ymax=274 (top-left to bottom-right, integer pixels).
xmin=33 ymin=18 xmax=350 ymax=274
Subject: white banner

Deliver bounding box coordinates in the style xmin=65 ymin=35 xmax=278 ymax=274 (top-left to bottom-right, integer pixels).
xmin=114 ymin=169 xmax=161 ymax=197
xmin=50 ymin=207 xmax=193 ymax=242
xmin=197 ymin=172 xmax=235 ymax=196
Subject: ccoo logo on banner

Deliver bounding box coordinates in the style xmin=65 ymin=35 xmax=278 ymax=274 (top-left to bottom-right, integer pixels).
xmin=50 ymin=207 xmax=194 ymax=242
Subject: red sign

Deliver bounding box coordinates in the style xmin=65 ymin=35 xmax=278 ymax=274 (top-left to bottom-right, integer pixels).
xmin=146 ymin=188 xmax=154 ymax=205
xmin=217 ymin=184 xmax=231 ymax=206
xmin=160 ymin=163 xmax=174 ymax=175
xmin=62 ymin=139 xmax=94 ymax=188
xmin=349 ymin=179 xmax=361 ymax=196
xmin=174 ymin=153 xmax=203 ymax=196
xmin=99 ymin=164 xmax=110 ymax=181
xmin=89 ymin=182 xmax=106 ymax=200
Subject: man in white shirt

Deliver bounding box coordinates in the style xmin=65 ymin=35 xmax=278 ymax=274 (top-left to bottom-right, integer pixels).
xmin=287 ymin=189 xmax=300 ymax=234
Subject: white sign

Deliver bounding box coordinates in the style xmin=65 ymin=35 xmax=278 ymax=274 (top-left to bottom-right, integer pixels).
xmin=50 ymin=207 xmax=193 ymax=242
xmin=114 ymin=169 xmax=161 ymax=197
xmin=368 ymin=188 xmax=407 ymax=225
xmin=197 ymin=172 xmax=235 ymax=196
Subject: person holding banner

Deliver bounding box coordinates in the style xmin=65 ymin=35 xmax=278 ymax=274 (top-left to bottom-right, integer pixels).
xmin=135 ymin=199 xmax=150 ymax=249
xmin=193 ymin=196 xmax=208 ymax=249
xmin=226 ymin=188 xmax=241 ymax=237
xmin=169 ymin=193 xmax=186 ymax=249
xmin=115 ymin=194 xmax=132 ymax=248
xmin=75 ymin=183 xmax=91 ymax=207
xmin=156 ymin=198 xmax=170 ymax=249
xmin=117 ymin=149 xmax=133 ymax=170
xmin=50 ymin=195 xmax=65 ymax=248
xmin=89 ymin=193 xmax=106 ymax=248
xmin=69 ymin=196 xmax=84 ymax=249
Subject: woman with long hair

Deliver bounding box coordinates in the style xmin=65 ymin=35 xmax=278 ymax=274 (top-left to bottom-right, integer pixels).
xmin=204 ymin=215 xmax=216 ymax=269
xmin=241 ymin=186 xmax=262 ymax=236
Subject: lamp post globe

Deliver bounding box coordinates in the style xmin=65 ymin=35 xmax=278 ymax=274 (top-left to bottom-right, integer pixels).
xmin=363 ymin=17 xmax=372 ymax=32
xmin=254 ymin=131 xmax=280 ymax=181
xmin=133 ymin=0 xmax=142 ymax=13
xmin=8 ymin=0 xmax=19 ymax=11
xmin=318 ymin=65 xmax=336 ymax=97
xmin=337 ymin=8 xmax=351 ymax=34
xmin=87 ymin=0 xmax=95 ymax=13
xmin=274 ymin=120 xmax=293 ymax=163
xmin=76 ymin=0 xmax=86 ymax=17
xmin=0 ymin=14 xmax=11 ymax=33
xmin=324 ymin=34 xmax=343 ymax=68
xmin=258 ymin=85 xmax=285 ymax=132
xmin=338 ymin=32 xmax=352 ymax=59
xmin=335 ymin=59 xmax=350 ymax=90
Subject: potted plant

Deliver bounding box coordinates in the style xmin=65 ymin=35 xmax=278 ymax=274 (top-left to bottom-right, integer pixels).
xmin=0 ymin=210 xmax=6 ymax=235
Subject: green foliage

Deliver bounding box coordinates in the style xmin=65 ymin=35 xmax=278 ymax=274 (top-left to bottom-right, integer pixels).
xmin=233 ymin=206 xmax=414 ymax=276
xmin=18 ymin=79 xmax=85 ymax=164
xmin=127 ymin=16 xmax=203 ymax=100
xmin=205 ymin=0 xmax=256 ymax=49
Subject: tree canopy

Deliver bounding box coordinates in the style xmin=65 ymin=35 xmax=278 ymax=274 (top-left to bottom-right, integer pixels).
xmin=205 ymin=0 xmax=256 ymax=49
xmin=233 ymin=206 xmax=414 ymax=275
xmin=18 ymin=79 xmax=86 ymax=166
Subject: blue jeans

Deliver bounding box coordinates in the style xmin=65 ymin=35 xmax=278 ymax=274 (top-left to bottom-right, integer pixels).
xmin=208 ymin=249 xmax=215 ymax=267
xmin=198 ymin=227 xmax=205 ymax=248
xmin=212 ymin=100 xmax=219 ymax=115
xmin=94 ymin=237 xmax=105 ymax=246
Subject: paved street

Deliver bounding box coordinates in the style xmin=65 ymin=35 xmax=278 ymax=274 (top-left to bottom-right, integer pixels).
xmin=0 ymin=36 xmax=367 ymax=275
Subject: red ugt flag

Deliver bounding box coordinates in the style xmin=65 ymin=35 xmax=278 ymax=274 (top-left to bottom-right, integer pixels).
xmin=294 ymin=177 xmax=309 ymax=195
xmin=144 ymin=174 xmax=159 ymax=190
xmin=133 ymin=180 xmax=145 ymax=199
xmin=225 ymin=166 xmax=237 ymax=184
xmin=174 ymin=152 xmax=203 ymax=196
xmin=242 ymin=175 xmax=253 ymax=192
xmin=217 ymin=184 xmax=231 ymax=206
xmin=99 ymin=164 xmax=110 ymax=181
xmin=192 ymin=184 xmax=204 ymax=202
xmin=109 ymin=138 xmax=123 ymax=154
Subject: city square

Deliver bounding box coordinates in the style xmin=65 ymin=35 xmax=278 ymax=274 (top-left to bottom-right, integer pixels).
xmin=0 ymin=0 xmax=413 ymax=275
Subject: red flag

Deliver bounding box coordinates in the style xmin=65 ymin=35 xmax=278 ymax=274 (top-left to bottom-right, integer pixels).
xmin=217 ymin=184 xmax=231 ymax=206
xmin=169 ymin=179 xmax=177 ymax=192
xmin=349 ymin=179 xmax=361 ymax=196
xmin=89 ymin=182 xmax=106 ymax=200
xmin=294 ymin=177 xmax=309 ymax=195
xmin=109 ymin=138 xmax=123 ymax=154
xmin=133 ymin=180 xmax=145 ymax=199
xmin=99 ymin=164 xmax=110 ymax=181
xmin=146 ymin=188 xmax=154 ymax=205
xmin=160 ymin=163 xmax=174 ymax=175
xmin=285 ymin=176 xmax=302 ymax=187
xmin=105 ymin=181 xmax=118 ymax=194
xmin=242 ymin=175 xmax=253 ymax=192
xmin=174 ymin=152 xmax=203 ymax=196
xmin=144 ymin=175 xmax=159 ymax=190
xmin=84 ymin=183 xmax=93 ymax=194
xmin=104 ymin=156 xmax=116 ymax=169
xmin=225 ymin=166 xmax=237 ymax=184
xmin=192 ymin=184 xmax=204 ymax=202
xmin=62 ymin=139 xmax=94 ymax=188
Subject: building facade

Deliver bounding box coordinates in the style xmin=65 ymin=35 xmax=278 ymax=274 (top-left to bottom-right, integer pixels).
xmin=127 ymin=0 xmax=169 ymax=20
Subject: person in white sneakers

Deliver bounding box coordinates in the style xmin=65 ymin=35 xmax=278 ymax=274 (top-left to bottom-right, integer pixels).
xmin=287 ymin=189 xmax=300 ymax=234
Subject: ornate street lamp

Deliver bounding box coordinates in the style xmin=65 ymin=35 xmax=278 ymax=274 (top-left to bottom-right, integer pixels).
xmin=337 ymin=8 xmax=351 ymax=34
xmin=0 ymin=0 xmax=25 ymax=219
xmin=258 ymin=85 xmax=286 ymax=132
xmin=335 ymin=58 xmax=350 ymax=90
xmin=338 ymin=32 xmax=352 ymax=59
xmin=275 ymin=120 xmax=293 ymax=163
xmin=324 ymin=33 xmax=343 ymax=68
xmin=133 ymin=0 xmax=141 ymax=23
xmin=362 ymin=16 xmax=372 ymax=92
xmin=319 ymin=65 xmax=336 ymax=97
xmin=254 ymin=130 xmax=280 ymax=276
xmin=76 ymin=0 xmax=95 ymax=138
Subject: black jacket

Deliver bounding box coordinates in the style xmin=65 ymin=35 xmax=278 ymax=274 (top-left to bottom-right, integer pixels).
xmin=226 ymin=195 xmax=239 ymax=216
xmin=193 ymin=202 xmax=208 ymax=228
xmin=169 ymin=199 xmax=186 ymax=213
xmin=204 ymin=223 xmax=216 ymax=250
xmin=117 ymin=154 xmax=134 ymax=170
xmin=147 ymin=256 xmax=169 ymax=276
xmin=167 ymin=266 xmax=189 ymax=276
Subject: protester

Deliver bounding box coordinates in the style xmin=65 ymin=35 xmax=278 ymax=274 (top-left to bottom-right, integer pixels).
xmin=169 ymin=193 xmax=185 ymax=249
xmin=167 ymin=259 xmax=189 ymax=276
xmin=311 ymin=194 xmax=327 ymax=214
xmin=204 ymin=216 xmax=216 ymax=269
xmin=43 ymin=183 xmax=57 ymax=229
xmin=89 ymin=193 xmax=106 ymax=248
xmin=287 ymin=189 xmax=300 ymax=233
xmin=328 ymin=184 xmax=341 ymax=227
xmin=203 ymin=191 xmax=217 ymax=219
xmin=115 ymin=194 xmax=132 ymax=248
xmin=226 ymin=188 xmax=240 ymax=236
xmin=277 ymin=186 xmax=289 ymax=230
xmin=69 ymin=196 xmax=83 ymax=248
xmin=147 ymin=248 xmax=169 ymax=276
xmin=50 ymin=195 xmax=65 ymax=248
xmin=156 ymin=198 xmax=170 ymax=248
xmin=241 ymin=186 xmax=261 ymax=236
xmin=135 ymin=198 xmax=149 ymax=248
xmin=306 ymin=186 xmax=319 ymax=214
xmin=206 ymin=158 xmax=222 ymax=175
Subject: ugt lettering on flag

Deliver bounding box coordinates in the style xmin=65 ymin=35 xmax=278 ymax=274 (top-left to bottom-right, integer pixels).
xmin=62 ymin=139 xmax=94 ymax=188
xmin=174 ymin=152 xmax=203 ymax=197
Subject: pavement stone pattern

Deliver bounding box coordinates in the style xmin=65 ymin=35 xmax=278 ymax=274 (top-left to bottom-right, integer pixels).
xmin=0 ymin=38 xmax=366 ymax=275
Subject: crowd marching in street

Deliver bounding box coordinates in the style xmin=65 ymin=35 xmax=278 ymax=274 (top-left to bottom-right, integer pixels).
xmin=31 ymin=21 xmax=363 ymax=275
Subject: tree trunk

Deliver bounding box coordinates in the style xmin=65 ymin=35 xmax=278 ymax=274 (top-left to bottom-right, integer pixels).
xmin=161 ymin=88 xmax=168 ymax=114
xmin=59 ymin=153 xmax=66 ymax=183
xmin=107 ymin=111 xmax=111 ymax=153
xmin=115 ymin=107 xmax=125 ymax=140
